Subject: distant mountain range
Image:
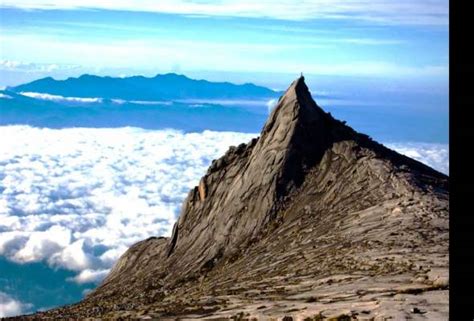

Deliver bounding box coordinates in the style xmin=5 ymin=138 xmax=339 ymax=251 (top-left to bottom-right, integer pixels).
xmin=9 ymin=73 xmax=279 ymax=101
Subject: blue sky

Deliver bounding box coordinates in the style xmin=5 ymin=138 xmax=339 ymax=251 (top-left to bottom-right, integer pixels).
xmin=0 ymin=0 xmax=448 ymax=88
xmin=0 ymin=2 xmax=449 ymax=316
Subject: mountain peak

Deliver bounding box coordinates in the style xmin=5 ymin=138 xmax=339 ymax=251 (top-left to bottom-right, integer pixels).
xmin=285 ymin=75 xmax=311 ymax=100
xmin=78 ymin=74 xmax=99 ymax=79
xmin=155 ymin=73 xmax=189 ymax=80
xmin=264 ymin=75 xmax=325 ymax=129
xmin=291 ymin=74 xmax=306 ymax=91
xmin=258 ymin=76 xmax=353 ymax=195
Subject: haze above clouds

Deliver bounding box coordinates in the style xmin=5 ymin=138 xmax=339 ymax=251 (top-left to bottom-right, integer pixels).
xmin=0 ymin=0 xmax=448 ymax=87
xmin=0 ymin=0 xmax=448 ymax=24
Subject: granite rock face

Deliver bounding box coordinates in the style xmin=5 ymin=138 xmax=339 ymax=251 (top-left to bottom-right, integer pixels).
xmin=24 ymin=77 xmax=448 ymax=320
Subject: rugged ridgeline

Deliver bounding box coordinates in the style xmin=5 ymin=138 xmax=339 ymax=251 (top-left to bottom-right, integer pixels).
xmin=25 ymin=77 xmax=448 ymax=320
xmin=9 ymin=73 xmax=278 ymax=100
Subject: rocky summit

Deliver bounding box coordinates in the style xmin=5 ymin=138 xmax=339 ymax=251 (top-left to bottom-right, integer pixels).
xmin=21 ymin=77 xmax=448 ymax=320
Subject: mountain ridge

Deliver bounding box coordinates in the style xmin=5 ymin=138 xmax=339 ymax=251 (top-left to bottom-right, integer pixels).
xmin=9 ymin=73 xmax=280 ymax=101
xmin=17 ymin=76 xmax=448 ymax=320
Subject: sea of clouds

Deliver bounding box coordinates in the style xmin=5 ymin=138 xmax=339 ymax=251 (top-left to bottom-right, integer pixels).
xmin=0 ymin=126 xmax=257 ymax=285
xmin=385 ymin=142 xmax=449 ymax=175
xmin=0 ymin=126 xmax=448 ymax=289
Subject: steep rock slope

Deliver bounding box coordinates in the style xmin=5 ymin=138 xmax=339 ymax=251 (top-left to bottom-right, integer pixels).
xmin=26 ymin=77 xmax=448 ymax=320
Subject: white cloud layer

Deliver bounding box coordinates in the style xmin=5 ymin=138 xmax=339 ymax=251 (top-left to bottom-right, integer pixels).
xmin=386 ymin=142 xmax=449 ymax=175
xmin=0 ymin=0 xmax=448 ymax=25
xmin=0 ymin=93 xmax=13 ymax=99
xmin=14 ymin=92 xmax=178 ymax=105
xmin=0 ymin=292 xmax=31 ymax=317
xmin=0 ymin=126 xmax=448 ymax=285
xmin=17 ymin=92 xmax=272 ymax=107
xmin=266 ymin=98 xmax=278 ymax=113
xmin=0 ymin=126 xmax=256 ymax=283
xmin=0 ymin=60 xmax=80 ymax=73
xmin=68 ymin=268 xmax=110 ymax=284
xmin=19 ymin=92 xmax=103 ymax=103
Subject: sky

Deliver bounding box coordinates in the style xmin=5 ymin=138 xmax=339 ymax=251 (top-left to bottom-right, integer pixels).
xmin=0 ymin=1 xmax=449 ymax=316
xmin=0 ymin=0 xmax=448 ymax=89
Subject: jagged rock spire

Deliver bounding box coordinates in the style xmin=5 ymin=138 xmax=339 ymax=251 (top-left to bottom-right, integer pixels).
xmin=129 ymin=76 xmax=344 ymax=279
xmin=258 ymin=76 xmax=352 ymax=195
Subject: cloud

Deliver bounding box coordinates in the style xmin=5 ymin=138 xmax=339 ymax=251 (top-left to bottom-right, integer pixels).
xmin=335 ymin=38 xmax=404 ymax=45
xmin=16 ymin=92 xmax=274 ymax=108
xmin=177 ymin=99 xmax=275 ymax=106
xmin=122 ymin=100 xmax=172 ymax=106
xmin=0 ymin=126 xmax=448 ymax=289
xmin=19 ymin=92 xmax=103 ymax=103
xmin=0 ymin=93 xmax=13 ymax=99
xmin=12 ymin=226 xmax=71 ymax=263
xmin=68 ymin=269 xmax=110 ymax=284
xmin=18 ymin=92 xmax=173 ymax=105
xmin=0 ymin=0 xmax=448 ymax=25
xmin=0 ymin=126 xmax=257 ymax=284
xmin=0 ymin=60 xmax=80 ymax=73
xmin=302 ymin=62 xmax=448 ymax=78
xmin=0 ymin=292 xmax=32 ymax=317
xmin=0 ymin=34 xmax=447 ymax=78
xmin=386 ymin=142 xmax=449 ymax=175
xmin=266 ymin=98 xmax=277 ymax=113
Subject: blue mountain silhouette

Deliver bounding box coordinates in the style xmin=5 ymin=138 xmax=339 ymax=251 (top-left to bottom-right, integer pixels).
xmin=10 ymin=73 xmax=278 ymax=100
